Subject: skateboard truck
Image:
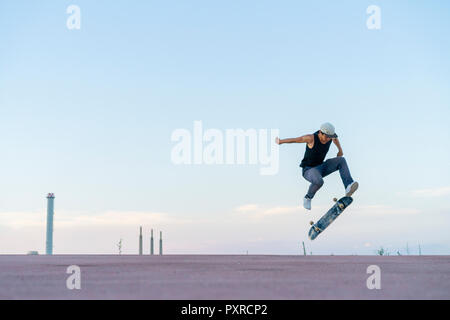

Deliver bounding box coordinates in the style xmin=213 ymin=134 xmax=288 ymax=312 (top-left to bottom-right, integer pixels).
xmin=310 ymin=221 xmax=321 ymax=233
xmin=333 ymin=198 xmax=345 ymax=209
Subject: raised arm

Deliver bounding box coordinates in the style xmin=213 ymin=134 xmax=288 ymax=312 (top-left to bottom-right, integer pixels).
xmin=333 ymin=138 xmax=344 ymax=157
xmin=276 ymin=134 xmax=313 ymax=145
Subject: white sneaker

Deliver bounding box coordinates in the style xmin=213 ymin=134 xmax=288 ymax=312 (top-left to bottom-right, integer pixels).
xmin=345 ymin=181 xmax=359 ymax=197
xmin=303 ymin=196 xmax=312 ymax=210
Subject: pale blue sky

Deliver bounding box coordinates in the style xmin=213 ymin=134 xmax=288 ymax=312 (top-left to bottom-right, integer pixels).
xmin=0 ymin=1 xmax=449 ymax=255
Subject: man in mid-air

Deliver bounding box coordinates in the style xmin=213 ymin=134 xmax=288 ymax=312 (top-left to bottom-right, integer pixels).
xmin=276 ymin=122 xmax=358 ymax=210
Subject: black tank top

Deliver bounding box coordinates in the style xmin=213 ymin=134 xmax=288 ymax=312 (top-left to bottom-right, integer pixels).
xmin=300 ymin=131 xmax=332 ymax=168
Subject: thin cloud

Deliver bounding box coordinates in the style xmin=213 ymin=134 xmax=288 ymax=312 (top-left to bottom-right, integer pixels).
xmin=0 ymin=210 xmax=195 ymax=229
xmin=0 ymin=211 xmax=44 ymax=229
xmin=235 ymin=204 xmax=259 ymax=212
xmin=353 ymin=205 xmax=421 ymax=216
xmin=410 ymin=187 xmax=450 ymax=197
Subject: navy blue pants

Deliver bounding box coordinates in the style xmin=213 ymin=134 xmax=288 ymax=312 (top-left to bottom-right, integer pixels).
xmin=302 ymin=157 xmax=354 ymax=199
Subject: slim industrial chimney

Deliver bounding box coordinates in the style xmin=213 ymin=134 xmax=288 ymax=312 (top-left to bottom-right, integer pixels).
xmin=150 ymin=229 xmax=154 ymax=255
xmin=45 ymin=193 xmax=55 ymax=255
xmin=139 ymin=226 xmax=143 ymax=255
xmin=159 ymin=231 xmax=163 ymax=255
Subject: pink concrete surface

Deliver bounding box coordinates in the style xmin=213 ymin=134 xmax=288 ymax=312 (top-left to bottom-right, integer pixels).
xmin=0 ymin=255 xmax=449 ymax=300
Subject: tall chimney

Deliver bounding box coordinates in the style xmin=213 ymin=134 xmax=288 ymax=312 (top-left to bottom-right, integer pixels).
xmin=45 ymin=193 xmax=55 ymax=255
xmin=159 ymin=231 xmax=163 ymax=255
xmin=150 ymin=229 xmax=154 ymax=255
xmin=139 ymin=226 xmax=143 ymax=255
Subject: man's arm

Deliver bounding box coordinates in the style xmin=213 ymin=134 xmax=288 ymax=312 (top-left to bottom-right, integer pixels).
xmin=333 ymin=138 xmax=344 ymax=157
xmin=276 ymin=134 xmax=313 ymax=145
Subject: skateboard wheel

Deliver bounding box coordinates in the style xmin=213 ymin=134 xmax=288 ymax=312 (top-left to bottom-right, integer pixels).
xmin=338 ymin=204 xmax=344 ymax=209
xmin=310 ymin=221 xmax=314 ymax=225
xmin=333 ymin=198 xmax=337 ymax=202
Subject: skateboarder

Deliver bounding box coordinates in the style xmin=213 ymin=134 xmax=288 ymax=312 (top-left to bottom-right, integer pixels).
xmin=276 ymin=123 xmax=358 ymax=210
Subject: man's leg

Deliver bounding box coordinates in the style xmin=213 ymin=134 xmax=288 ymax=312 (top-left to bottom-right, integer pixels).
xmin=321 ymin=157 xmax=354 ymax=189
xmin=303 ymin=167 xmax=325 ymax=199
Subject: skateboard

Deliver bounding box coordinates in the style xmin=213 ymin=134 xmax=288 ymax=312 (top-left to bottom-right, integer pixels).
xmin=308 ymin=196 xmax=353 ymax=240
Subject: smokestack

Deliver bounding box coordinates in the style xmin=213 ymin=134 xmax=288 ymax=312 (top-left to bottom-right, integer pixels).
xmin=159 ymin=231 xmax=163 ymax=255
xmin=139 ymin=226 xmax=143 ymax=255
xmin=150 ymin=229 xmax=154 ymax=255
xmin=45 ymin=193 xmax=55 ymax=255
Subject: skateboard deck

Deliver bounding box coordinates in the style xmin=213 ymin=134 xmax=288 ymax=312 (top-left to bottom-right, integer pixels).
xmin=308 ymin=196 xmax=353 ymax=240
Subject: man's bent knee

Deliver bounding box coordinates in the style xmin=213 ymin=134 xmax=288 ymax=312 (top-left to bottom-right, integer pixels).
xmin=335 ymin=156 xmax=347 ymax=165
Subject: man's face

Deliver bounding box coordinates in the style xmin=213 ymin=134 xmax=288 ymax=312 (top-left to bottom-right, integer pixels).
xmin=319 ymin=131 xmax=332 ymax=143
